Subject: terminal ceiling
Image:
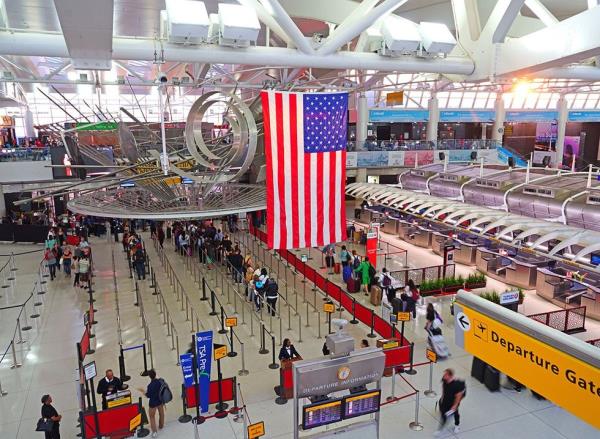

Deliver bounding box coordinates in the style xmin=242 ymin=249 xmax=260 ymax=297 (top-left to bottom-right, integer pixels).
xmin=3 ymin=0 xmax=600 ymax=105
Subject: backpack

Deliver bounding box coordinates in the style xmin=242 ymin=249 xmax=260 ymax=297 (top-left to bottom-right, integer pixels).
xmin=158 ymin=378 xmax=173 ymax=404
xmin=382 ymin=274 xmax=391 ymax=287
xmin=368 ymin=264 xmax=376 ymax=279
xmin=134 ymin=249 xmax=144 ymax=262
xmin=352 ymin=257 xmax=361 ymax=270
xmin=411 ymin=287 xmax=420 ymax=302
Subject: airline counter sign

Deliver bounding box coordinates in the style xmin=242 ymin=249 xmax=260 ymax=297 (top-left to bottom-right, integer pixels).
xmin=454 ymin=303 xmax=600 ymax=429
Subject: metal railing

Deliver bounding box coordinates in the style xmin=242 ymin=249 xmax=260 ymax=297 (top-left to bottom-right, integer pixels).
xmin=0 ymin=147 xmax=50 ymax=161
xmin=351 ymin=139 xmax=499 ymax=152
xmin=528 ymin=306 xmax=587 ymax=334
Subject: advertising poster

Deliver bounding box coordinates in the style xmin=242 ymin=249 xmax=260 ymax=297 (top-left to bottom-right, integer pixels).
xmin=195 ymin=330 xmax=213 ymax=413
xmin=387 ymin=151 xmax=405 ymax=166
xmin=366 ymin=231 xmax=378 ymax=270
xmin=404 ymin=150 xmax=434 ymax=167
xmin=562 ymin=136 xmax=581 ymax=169
xmin=356 ymin=151 xmax=389 ymax=168
xmin=180 ymin=353 xmax=195 ymax=388
xmin=346 ymin=152 xmax=358 ymax=168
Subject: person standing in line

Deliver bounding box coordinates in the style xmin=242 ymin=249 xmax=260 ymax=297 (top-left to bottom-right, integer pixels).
xmin=157 ymin=226 xmax=165 ymax=248
xmin=133 ymin=246 xmax=146 ymax=281
xmin=435 ymin=368 xmax=466 ymax=436
xmin=137 ymin=369 xmax=164 ymax=438
xmin=96 ymin=369 xmax=125 ymax=410
xmin=265 ymin=278 xmax=279 ymax=317
xmin=44 ymin=246 xmax=57 ymax=281
xmin=62 ymin=245 xmax=72 ymax=277
xmin=40 ymin=394 xmax=61 ymax=439
xmin=354 ymin=256 xmax=373 ymax=295
xmin=72 ymin=256 xmax=80 ymax=287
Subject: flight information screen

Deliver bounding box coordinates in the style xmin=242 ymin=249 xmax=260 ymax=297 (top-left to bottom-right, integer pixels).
xmin=302 ymin=399 xmax=343 ymax=430
xmin=342 ymin=390 xmax=381 ymax=419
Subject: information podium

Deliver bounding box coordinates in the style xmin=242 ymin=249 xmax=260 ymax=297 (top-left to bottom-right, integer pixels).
xmin=279 ymin=357 xmax=302 ymax=400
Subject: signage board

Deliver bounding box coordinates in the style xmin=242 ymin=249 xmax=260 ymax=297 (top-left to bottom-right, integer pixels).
xmin=179 ymin=353 xmax=195 ymax=388
xmin=225 ymin=317 xmax=238 ymax=328
xmin=294 ymin=349 xmax=385 ymax=398
xmin=499 ymin=290 xmax=520 ymax=305
xmin=454 ymin=295 xmax=600 ymax=429
xmin=301 ymin=254 xmax=308 ymax=263
xmin=247 ymin=421 xmax=265 ymax=439
xmin=439 ymin=110 xmax=495 ymax=123
xmin=386 ymin=91 xmax=404 ymax=106
xmin=323 ymin=303 xmax=336 ymax=313
xmin=342 ymin=389 xmax=381 ymax=419
xmin=83 ymin=361 xmax=97 ymax=380
xmin=382 ymin=340 xmax=399 ymax=349
xmin=426 ymin=348 xmax=438 ymax=363
xmin=505 ymin=111 xmax=558 ymax=122
xmin=397 ymin=312 xmax=411 ymax=322
xmin=76 ymin=122 xmax=118 ymax=131
xmin=106 ymin=390 xmax=132 ymax=408
xmin=568 ymin=111 xmax=600 ymax=122
xmin=129 ymin=413 xmax=141 ymax=431
xmin=302 ymin=398 xmax=343 ymax=430
xmin=195 ymin=330 xmax=213 ymax=413
xmin=369 ymin=109 xmax=429 ymax=122
xmin=214 ymin=344 xmax=228 ymax=361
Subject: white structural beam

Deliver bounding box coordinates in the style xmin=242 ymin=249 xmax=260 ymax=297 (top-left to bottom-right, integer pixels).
xmin=485 ymin=0 xmax=526 ymax=44
xmin=261 ymin=0 xmax=314 ymax=54
xmin=238 ymin=0 xmax=294 ymax=47
xmin=535 ymin=66 xmax=600 ymax=81
xmin=53 ymin=0 xmax=114 ymax=70
xmin=495 ymin=7 xmax=600 ymax=76
xmin=524 ymin=0 xmax=558 ymax=26
xmin=451 ymin=0 xmax=481 ymax=42
xmin=317 ymin=0 xmax=408 ymax=56
xmin=0 ymin=32 xmax=474 ymax=74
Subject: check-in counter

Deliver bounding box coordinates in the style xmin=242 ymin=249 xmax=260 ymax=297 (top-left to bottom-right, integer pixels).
xmin=432 ymin=232 xmax=453 ymax=256
xmin=381 ymin=218 xmax=399 ymax=235
xmin=411 ymin=226 xmax=432 ymax=248
xmin=476 ymin=247 xmax=548 ymax=289
xmin=397 ymin=222 xmax=417 ymax=241
xmin=454 ymin=241 xmax=478 ymax=265
xmin=536 ymin=267 xmax=600 ymax=319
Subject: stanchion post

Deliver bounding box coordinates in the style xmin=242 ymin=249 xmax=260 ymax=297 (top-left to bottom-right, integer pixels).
xmin=408 ymin=390 xmax=424 ymax=431
xmin=350 ymin=298 xmax=358 ymax=324
xmin=219 ymin=307 xmax=227 ymax=334
xmin=119 ymin=346 xmax=131 ymax=381
xmin=178 ymin=384 xmax=192 ymax=423
xmin=367 ymin=309 xmax=377 ymax=338
xmin=268 ymin=336 xmax=279 ymax=369
xmin=215 ymin=358 xmax=228 ymax=413
xmin=140 ymin=343 xmax=149 ymax=376
xmin=405 ymin=342 xmax=417 ymax=375
xmin=424 ymin=361 xmax=437 ymax=397
xmin=201 ymin=277 xmax=208 ymax=301
xmin=228 ymin=327 xmax=237 ymax=357
xmin=258 ymin=324 xmax=269 ymax=355
xmin=209 ymin=291 xmax=217 ymax=316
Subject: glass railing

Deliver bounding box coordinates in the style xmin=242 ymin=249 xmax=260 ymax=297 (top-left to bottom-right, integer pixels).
xmin=349 ymin=139 xmax=500 ymax=152
xmin=0 ymin=147 xmax=50 ymax=162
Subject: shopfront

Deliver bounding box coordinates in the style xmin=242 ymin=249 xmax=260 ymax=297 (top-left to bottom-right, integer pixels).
xmin=0 ymin=115 xmax=16 ymax=146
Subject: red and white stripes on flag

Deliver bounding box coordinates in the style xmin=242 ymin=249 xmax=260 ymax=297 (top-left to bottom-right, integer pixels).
xmin=261 ymin=90 xmax=348 ymax=250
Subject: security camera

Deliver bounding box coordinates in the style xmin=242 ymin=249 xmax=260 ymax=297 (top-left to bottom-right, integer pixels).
xmin=157 ymin=72 xmax=168 ymax=83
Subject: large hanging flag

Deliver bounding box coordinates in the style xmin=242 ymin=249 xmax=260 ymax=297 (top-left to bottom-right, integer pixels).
xmin=261 ymin=91 xmax=348 ymax=249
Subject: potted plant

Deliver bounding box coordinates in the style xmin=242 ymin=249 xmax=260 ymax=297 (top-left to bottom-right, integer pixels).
xmin=465 ymin=272 xmax=487 ymax=289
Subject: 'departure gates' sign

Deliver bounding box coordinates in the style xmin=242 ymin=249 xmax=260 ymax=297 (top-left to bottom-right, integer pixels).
xmin=454 ymin=294 xmax=600 ymax=429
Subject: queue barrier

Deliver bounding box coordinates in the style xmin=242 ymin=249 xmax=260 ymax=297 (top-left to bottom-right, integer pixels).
xmin=250 ymin=226 xmax=407 ymax=343
xmin=587 ymin=338 xmax=600 ymax=347
xmin=184 ymin=377 xmax=236 ymax=408
xmin=81 ymin=398 xmax=144 ymax=439
xmin=527 ymin=306 xmax=587 ymax=334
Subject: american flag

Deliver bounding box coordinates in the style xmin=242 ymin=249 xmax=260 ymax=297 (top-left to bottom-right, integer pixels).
xmin=261 ymin=91 xmax=348 ymax=249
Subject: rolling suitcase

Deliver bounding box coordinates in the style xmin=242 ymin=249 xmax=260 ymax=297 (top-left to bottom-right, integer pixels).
xmin=334 ymin=262 xmax=341 ymax=274
xmin=347 ymin=277 xmax=360 ymax=294
xmin=342 ymin=265 xmax=353 ymax=283
xmin=370 ymin=286 xmax=382 ymax=306
xmin=484 ymin=366 xmax=500 ymax=392
xmin=427 ymin=329 xmax=450 ymax=358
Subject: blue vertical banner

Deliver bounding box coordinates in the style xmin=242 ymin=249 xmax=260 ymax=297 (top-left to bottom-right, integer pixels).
xmin=179 ymin=353 xmax=195 ymax=388
xmin=195 ymin=330 xmax=213 ymax=413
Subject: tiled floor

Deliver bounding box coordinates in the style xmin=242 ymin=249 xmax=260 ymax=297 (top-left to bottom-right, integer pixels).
xmin=0 ymin=222 xmax=598 ymax=438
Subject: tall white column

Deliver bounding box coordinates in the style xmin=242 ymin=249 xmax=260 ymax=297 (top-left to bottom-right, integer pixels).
xmin=492 ymin=94 xmax=505 ymax=143
xmin=356 ymin=94 xmax=368 ymax=150
xmin=554 ymin=96 xmax=569 ymax=169
xmin=0 ymin=185 xmax=6 ymax=219
xmin=426 ymin=95 xmax=439 ymax=145
xmin=481 ymin=123 xmax=487 ymax=140
xmin=24 ymin=108 xmax=35 ymax=138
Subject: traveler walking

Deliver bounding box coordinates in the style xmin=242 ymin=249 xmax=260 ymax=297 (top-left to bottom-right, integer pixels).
xmin=72 ymin=256 xmax=80 ymax=287
xmin=137 ymin=369 xmax=165 ymax=437
xmin=354 ymin=256 xmax=374 ymax=295
xmin=62 ymin=246 xmax=72 ymax=277
xmin=40 ymin=394 xmax=61 ymax=439
xmin=434 ymin=368 xmax=466 ymax=436
xmin=44 ymin=247 xmax=57 ymax=281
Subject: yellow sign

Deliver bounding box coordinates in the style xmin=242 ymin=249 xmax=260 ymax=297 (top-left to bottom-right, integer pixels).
xmin=225 ymin=317 xmax=238 ymax=328
xmin=107 ymin=395 xmax=132 ymax=408
xmin=456 ymin=303 xmax=600 ymax=429
xmin=386 ymin=91 xmax=404 ymax=106
xmin=129 ymin=413 xmax=141 ymax=431
xmin=214 ymin=345 xmax=228 ymax=361
xmin=382 ymin=340 xmax=399 ymax=350
xmin=175 ymin=159 xmax=195 ymax=170
xmin=397 ymin=312 xmax=411 ymax=322
xmin=323 ymin=303 xmax=335 ymax=313
xmin=163 ymin=176 xmax=182 ymax=186
xmin=247 ymin=421 xmax=265 ymax=439
xmin=134 ymin=162 xmax=159 ymax=174
xmin=426 ymin=348 xmax=437 ymax=363
xmin=0 ymin=115 xmax=13 ymax=127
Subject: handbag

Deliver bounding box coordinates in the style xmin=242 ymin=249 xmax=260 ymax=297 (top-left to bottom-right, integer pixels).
xmin=36 ymin=417 xmax=54 ymax=432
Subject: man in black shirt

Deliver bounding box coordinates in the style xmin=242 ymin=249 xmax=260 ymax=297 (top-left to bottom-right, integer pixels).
xmin=41 ymin=394 xmax=61 ymax=439
xmin=435 ymin=368 xmax=465 ymax=436
xmin=96 ymin=369 xmax=125 ymax=409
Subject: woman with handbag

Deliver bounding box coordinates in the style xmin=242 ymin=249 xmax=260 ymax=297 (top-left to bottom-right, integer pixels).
xmin=39 ymin=394 xmax=61 ymax=438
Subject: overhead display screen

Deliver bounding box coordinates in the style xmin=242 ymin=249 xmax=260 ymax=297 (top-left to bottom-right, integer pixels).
xmin=302 ymin=399 xmax=343 ymax=430
xmin=342 ymin=390 xmax=381 ymax=420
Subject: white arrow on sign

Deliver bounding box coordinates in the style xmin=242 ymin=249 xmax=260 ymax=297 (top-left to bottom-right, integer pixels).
xmin=456 ymin=312 xmax=471 ymax=332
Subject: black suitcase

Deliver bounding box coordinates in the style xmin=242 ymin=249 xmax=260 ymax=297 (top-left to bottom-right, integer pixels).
xmin=484 ymin=365 xmax=500 ymax=392
xmin=471 ymin=357 xmax=486 ymax=383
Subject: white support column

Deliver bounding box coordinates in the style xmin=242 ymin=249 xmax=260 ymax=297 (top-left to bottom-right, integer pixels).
xmin=555 ymin=96 xmax=569 ymax=169
xmin=492 ymin=95 xmax=505 ymax=143
xmin=0 ymin=185 xmax=5 ymax=219
xmin=355 ymin=168 xmax=367 ymax=208
xmin=24 ymin=108 xmax=35 ymax=138
xmin=356 ymin=95 xmax=368 ymax=150
xmin=426 ymin=95 xmax=439 ymax=145
xmin=481 ymin=123 xmax=487 ymax=140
